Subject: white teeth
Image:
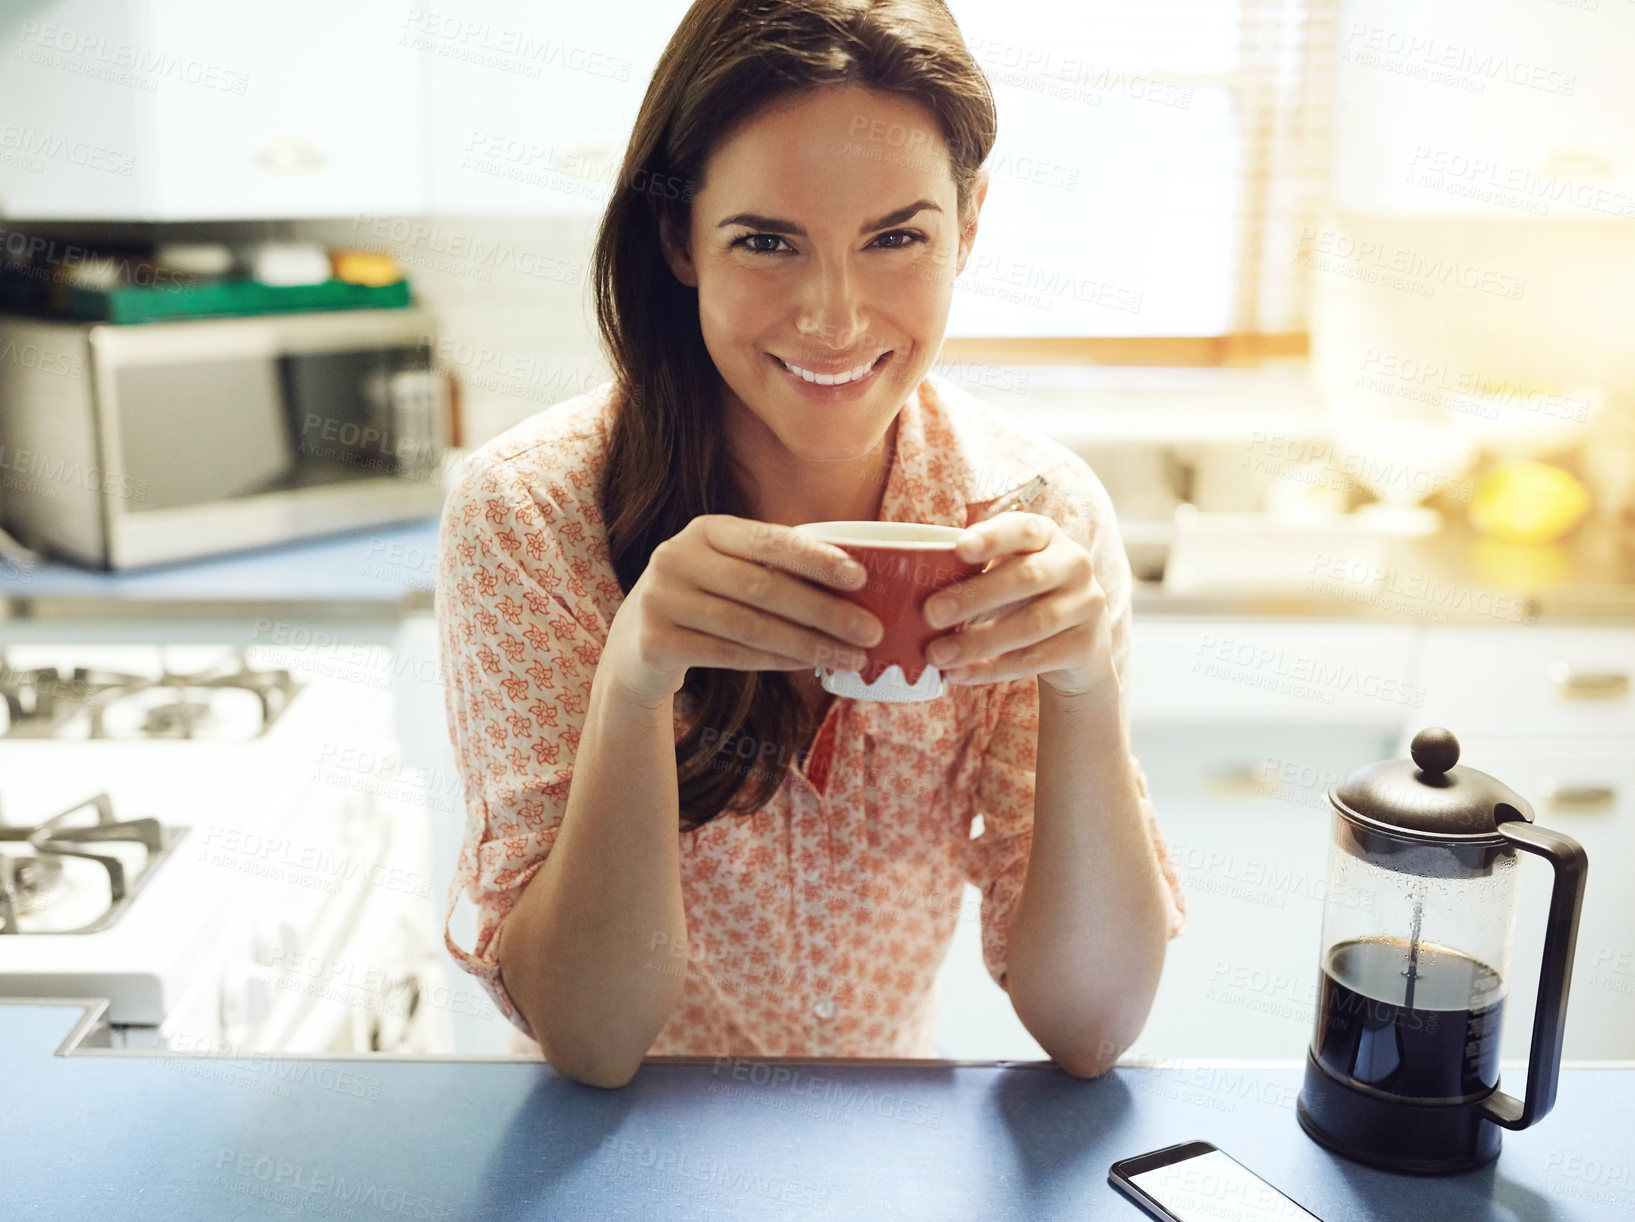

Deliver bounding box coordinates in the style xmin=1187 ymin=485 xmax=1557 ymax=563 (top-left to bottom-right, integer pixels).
xmin=781 ymin=355 xmax=880 ymax=386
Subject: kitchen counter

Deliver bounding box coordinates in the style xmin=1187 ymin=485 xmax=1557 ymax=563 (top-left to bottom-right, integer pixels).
xmin=4 ymin=998 xmax=1632 ymax=1220
xmin=0 ymin=517 xmax=441 ymax=627
xmin=3 ymin=510 xmax=1630 ymax=626
xmin=1149 ymin=514 xmax=1635 ymax=624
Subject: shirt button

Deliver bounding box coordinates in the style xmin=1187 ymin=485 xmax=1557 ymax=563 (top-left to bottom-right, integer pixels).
xmin=803 ymin=900 xmax=825 ymax=918
xmin=927 ymin=722 xmax=945 ymax=742
xmin=813 ymin=996 xmax=835 ymax=1020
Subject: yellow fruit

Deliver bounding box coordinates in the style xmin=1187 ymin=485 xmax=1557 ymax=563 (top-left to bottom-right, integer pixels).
xmin=330 ymin=250 xmax=404 ymax=287
xmin=1468 ymin=461 xmax=1590 ymax=545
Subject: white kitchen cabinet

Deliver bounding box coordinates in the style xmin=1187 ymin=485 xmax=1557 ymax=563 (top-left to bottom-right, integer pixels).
xmin=1130 ymin=721 xmax=1404 ymax=1061
xmin=386 ymin=604 xmax=1630 ymax=1065
xmin=389 ymin=615 xmax=520 ymax=1055
xmin=422 ymin=1 xmax=688 ymax=216
xmin=0 ymin=0 xmax=146 ymax=217
xmin=934 ymin=719 xmax=1403 ymax=1063
xmin=1453 ymin=736 xmax=1635 ymax=1061
xmin=1120 ymin=617 xmax=1635 ymax=1063
xmin=0 ymin=0 xmax=701 ymax=220
xmin=1409 ymin=625 xmax=1635 ymax=1060
xmin=939 ymin=619 xmax=1420 ymax=1062
xmin=0 ymin=0 xmax=428 ymax=219
xmin=1127 ymin=618 xmax=1421 ymax=725
xmin=1412 ymin=626 xmax=1634 ymax=741
xmin=1330 ymin=0 xmax=1635 ymax=219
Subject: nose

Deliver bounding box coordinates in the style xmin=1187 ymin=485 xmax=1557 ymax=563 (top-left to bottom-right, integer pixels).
xmin=795 ymin=257 xmax=870 ymax=351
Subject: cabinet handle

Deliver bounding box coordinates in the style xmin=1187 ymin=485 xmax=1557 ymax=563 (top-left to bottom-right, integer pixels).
xmin=1536 ymin=778 xmax=1618 ymax=813
xmin=1203 ymin=764 xmax=1267 ymax=797
xmin=1547 ymin=663 xmax=1629 ymax=701
xmin=256 ymin=139 xmax=327 ymax=176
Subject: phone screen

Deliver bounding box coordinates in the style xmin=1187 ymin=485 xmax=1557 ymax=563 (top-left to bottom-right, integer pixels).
xmin=1127 ymin=1149 xmax=1321 ymax=1221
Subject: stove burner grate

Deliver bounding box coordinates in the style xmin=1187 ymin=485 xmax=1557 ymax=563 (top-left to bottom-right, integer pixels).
xmin=0 ymin=648 xmax=300 ymax=740
xmin=0 ymin=793 xmax=181 ymax=934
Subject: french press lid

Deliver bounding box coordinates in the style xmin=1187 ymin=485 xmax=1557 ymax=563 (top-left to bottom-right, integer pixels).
xmin=1331 ymin=726 xmax=1535 ymax=841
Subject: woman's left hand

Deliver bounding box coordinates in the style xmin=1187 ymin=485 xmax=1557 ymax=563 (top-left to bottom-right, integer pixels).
xmin=919 ymin=512 xmax=1115 ymax=700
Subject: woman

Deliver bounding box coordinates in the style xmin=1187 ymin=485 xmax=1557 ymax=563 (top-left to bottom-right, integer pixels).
xmin=438 ymin=0 xmax=1186 ymax=1088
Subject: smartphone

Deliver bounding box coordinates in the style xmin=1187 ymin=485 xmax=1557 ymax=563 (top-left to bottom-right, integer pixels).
xmin=1109 ymin=1140 xmax=1323 ymax=1221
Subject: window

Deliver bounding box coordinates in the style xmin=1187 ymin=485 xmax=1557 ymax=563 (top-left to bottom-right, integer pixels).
xmin=947 ymin=0 xmax=1339 ymax=340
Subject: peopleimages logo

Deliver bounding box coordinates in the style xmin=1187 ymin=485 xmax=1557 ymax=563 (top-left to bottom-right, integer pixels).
xmin=710 ymin=1058 xmax=943 ymax=1129
xmin=349 ymin=216 xmax=583 ymax=285
xmin=216 ymin=1149 xmax=448 ymax=1218
xmin=0 ymin=227 xmax=187 ymax=291
xmin=197 ymin=825 xmax=433 ymax=900
xmin=0 ymin=336 xmax=83 ymax=378
xmin=14 ymin=20 xmax=251 ymax=93
xmin=1340 ymin=24 xmax=1577 ymax=96
xmin=599 ymin=1136 xmax=831 ymax=1210
xmin=397 ymin=10 xmax=632 ymax=82
xmin=0 ymin=444 xmax=147 ymax=502
xmin=0 ymin=123 xmax=134 ymax=175
xmin=171 ymin=1040 xmax=384 ymax=1101
xmin=1296 ymin=228 xmax=1526 ymax=300
xmin=1407 ymin=146 xmax=1635 ymax=220
xmin=1191 ymin=634 xmax=1427 ymax=708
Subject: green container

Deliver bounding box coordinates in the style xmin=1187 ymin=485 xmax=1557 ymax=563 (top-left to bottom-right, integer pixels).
xmin=0 ymin=271 xmax=411 ymax=324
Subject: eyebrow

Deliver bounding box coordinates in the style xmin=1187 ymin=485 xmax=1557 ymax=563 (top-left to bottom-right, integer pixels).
xmin=715 ymin=199 xmax=942 ymax=237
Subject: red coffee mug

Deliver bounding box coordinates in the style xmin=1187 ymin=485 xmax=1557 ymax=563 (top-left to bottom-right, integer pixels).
xmin=791 ymin=521 xmax=984 ymax=702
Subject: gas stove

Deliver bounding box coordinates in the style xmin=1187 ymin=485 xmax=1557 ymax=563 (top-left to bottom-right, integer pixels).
xmin=0 ymin=640 xmax=450 ymax=1053
xmin=0 ymin=792 xmax=182 ymax=935
xmin=0 ymin=647 xmax=299 ymax=740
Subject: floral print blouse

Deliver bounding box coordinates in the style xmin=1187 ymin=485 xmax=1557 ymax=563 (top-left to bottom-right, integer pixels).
xmin=437 ymin=372 xmax=1187 ymax=1058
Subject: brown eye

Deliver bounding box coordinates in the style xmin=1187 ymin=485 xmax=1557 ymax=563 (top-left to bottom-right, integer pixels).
xmin=733 ymin=234 xmax=791 ymax=254
xmin=871 ymin=229 xmax=926 ymax=250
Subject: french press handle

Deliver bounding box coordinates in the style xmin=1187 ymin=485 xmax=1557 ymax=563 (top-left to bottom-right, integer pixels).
xmin=1478 ymin=818 xmax=1588 ymax=1131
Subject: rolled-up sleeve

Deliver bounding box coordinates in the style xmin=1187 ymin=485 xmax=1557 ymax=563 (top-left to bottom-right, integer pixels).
xmin=961 ymin=461 xmax=1188 ymax=991
xmin=436 ymin=454 xmax=610 ymax=1039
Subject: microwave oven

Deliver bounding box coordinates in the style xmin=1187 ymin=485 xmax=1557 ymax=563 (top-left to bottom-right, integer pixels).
xmin=0 ymin=309 xmax=451 ymax=570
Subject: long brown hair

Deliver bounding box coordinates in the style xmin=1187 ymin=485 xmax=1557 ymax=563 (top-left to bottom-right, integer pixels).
xmin=592 ymin=0 xmax=996 ymax=831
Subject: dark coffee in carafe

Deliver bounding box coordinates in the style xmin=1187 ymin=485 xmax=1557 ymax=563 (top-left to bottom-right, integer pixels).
xmin=1314 ymin=937 xmax=1504 ymax=1101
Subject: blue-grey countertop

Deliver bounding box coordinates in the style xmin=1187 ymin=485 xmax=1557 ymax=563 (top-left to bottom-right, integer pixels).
xmin=3 ymin=999 xmax=1631 ymax=1220
xmin=0 ymin=517 xmax=441 ymax=624
xmin=1 ymin=511 xmax=1630 ymax=627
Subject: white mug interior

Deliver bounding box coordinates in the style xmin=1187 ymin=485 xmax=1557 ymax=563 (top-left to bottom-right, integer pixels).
xmin=792 ymin=521 xmax=966 ymax=547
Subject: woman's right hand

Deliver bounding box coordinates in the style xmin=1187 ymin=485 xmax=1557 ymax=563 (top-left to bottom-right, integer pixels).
xmin=603 ymin=515 xmax=885 ymax=708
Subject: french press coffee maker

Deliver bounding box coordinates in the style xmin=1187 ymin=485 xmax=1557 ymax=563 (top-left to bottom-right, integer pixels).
xmin=1296 ymin=727 xmax=1588 ymax=1174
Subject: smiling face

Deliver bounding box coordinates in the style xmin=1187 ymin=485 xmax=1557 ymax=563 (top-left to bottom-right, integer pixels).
xmin=661 ymin=84 xmax=987 ymax=515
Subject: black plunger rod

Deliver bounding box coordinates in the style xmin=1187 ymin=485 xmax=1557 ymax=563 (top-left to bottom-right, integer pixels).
xmin=1403 ymin=885 xmax=1424 ymax=1011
